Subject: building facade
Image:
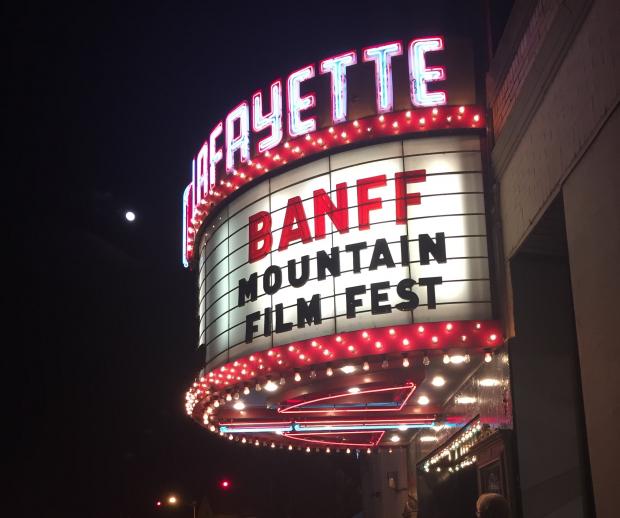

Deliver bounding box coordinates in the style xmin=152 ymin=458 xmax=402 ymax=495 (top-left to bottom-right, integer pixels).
xmin=181 ymin=1 xmax=619 ymax=516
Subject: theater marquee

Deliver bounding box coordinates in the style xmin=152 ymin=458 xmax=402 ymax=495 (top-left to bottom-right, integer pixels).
xmin=183 ymin=35 xmax=502 ymax=451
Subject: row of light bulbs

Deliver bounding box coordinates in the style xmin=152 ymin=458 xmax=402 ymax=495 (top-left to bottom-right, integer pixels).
xmin=195 ymin=349 xmax=498 ymax=417
xmin=423 ymin=421 xmax=484 ymax=472
xmin=211 ymin=430 xmax=406 ymax=455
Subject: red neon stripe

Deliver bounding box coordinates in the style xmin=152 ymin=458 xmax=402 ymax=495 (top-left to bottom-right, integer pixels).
xmin=283 ymin=430 xmax=385 ymax=447
xmin=278 ymin=382 xmax=415 ymax=414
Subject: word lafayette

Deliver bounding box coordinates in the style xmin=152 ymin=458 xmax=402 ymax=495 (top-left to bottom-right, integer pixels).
xmin=185 ymin=37 xmax=447 ymax=261
xmin=240 ymin=168 xmax=447 ymax=344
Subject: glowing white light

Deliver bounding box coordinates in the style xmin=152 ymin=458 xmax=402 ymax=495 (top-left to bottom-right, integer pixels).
xmin=348 ymin=387 xmax=361 ymax=394
xmin=319 ymin=51 xmax=357 ymax=124
xmin=181 ymin=184 xmax=191 ymax=267
xmin=252 ymin=80 xmax=283 ymax=153
xmin=455 ymin=396 xmax=477 ymax=405
xmin=479 ymin=378 xmax=501 ymax=387
xmin=225 ymin=102 xmax=250 ymax=173
xmin=287 ymin=65 xmax=316 ymax=137
xmin=264 ymin=380 xmax=278 ymax=392
xmin=419 ymin=435 xmax=439 ymax=442
xmin=431 ymin=376 xmax=445 ymax=387
xmin=209 ymin=122 xmax=223 ymax=184
xmin=449 ymin=355 xmax=468 ymax=364
xmin=398 ymin=425 xmax=408 ymax=431
xmin=390 ymin=434 xmax=400 ymax=443
xmin=363 ymin=41 xmax=402 ymax=113
xmin=409 ymin=37 xmax=447 ymax=107
xmin=195 ymin=142 xmax=209 ymax=204
xmin=418 ymin=396 xmax=430 ymax=405
xmin=125 ymin=211 xmax=136 ymax=222
xmin=340 ymin=365 xmax=357 ymax=374
xmin=484 ymin=352 xmax=492 ymax=363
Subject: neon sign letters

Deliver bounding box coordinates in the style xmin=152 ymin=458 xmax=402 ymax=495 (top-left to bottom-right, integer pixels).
xmin=183 ymin=36 xmax=448 ymax=266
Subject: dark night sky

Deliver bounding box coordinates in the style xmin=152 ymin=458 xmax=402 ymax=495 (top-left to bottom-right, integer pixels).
xmin=7 ymin=1 xmax=511 ymax=516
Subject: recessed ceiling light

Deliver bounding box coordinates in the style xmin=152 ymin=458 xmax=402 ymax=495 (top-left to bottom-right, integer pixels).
xmin=431 ymin=376 xmax=446 ymax=387
xmin=340 ymin=365 xmax=357 ymax=374
xmin=263 ymin=380 xmax=278 ymax=392
xmin=418 ymin=396 xmax=430 ymax=405
xmin=348 ymin=387 xmax=361 ymax=394
xmin=455 ymin=396 xmax=476 ymax=405
xmin=390 ymin=434 xmax=400 ymax=443
xmin=233 ymin=401 xmax=245 ymax=410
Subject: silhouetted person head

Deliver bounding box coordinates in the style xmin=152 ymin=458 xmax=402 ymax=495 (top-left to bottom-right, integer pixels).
xmin=476 ymin=493 xmax=510 ymax=518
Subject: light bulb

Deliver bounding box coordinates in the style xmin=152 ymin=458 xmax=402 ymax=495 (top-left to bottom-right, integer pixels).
xmin=226 ymin=393 xmax=232 ymax=401
xmin=362 ymin=360 xmax=370 ymax=371
xmin=264 ymin=380 xmax=278 ymax=392
xmin=431 ymin=376 xmax=445 ymax=387
xmin=255 ymin=382 xmax=262 ymax=392
xmin=418 ymin=395 xmax=430 ymax=405
xmin=279 ymin=376 xmax=286 ymax=385
xmin=326 ymin=366 xmax=333 ymax=376
xmin=423 ymin=354 xmax=430 ymax=366
xmin=484 ymin=352 xmax=492 ymax=363
xmin=381 ymin=358 xmax=389 ymax=369
xmin=309 ymin=369 xmax=317 ymax=379
xmin=243 ymin=385 xmax=250 ymax=395
xmin=443 ymin=354 xmax=450 ymax=364
xmin=402 ymin=355 xmax=410 ymax=367
xmin=294 ymin=371 xmax=301 ymax=382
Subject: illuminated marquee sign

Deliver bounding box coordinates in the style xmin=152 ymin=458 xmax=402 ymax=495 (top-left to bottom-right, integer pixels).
xmin=198 ymin=136 xmax=491 ymax=369
xmin=183 ymin=36 xmax=498 ymax=452
xmin=183 ymin=35 xmax=483 ymax=267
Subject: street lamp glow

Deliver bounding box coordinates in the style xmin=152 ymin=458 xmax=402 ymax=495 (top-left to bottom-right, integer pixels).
xmin=125 ymin=210 xmax=136 ymax=222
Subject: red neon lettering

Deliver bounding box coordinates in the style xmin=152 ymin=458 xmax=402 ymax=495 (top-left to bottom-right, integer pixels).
xmin=395 ymin=169 xmax=426 ymax=224
xmin=357 ymin=175 xmax=387 ymax=230
xmin=278 ymin=196 xmax=312 ymax=251
xmin=313 ymin=182 xmax=349 ymax=239
xmin=248 ymin=211 xmax=272 ymax=263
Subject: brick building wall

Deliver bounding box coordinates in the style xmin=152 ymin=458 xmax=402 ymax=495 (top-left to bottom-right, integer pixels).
xmin=488 ymin=0 xmax=620 ymax=516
